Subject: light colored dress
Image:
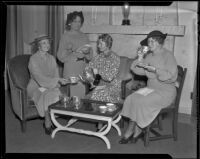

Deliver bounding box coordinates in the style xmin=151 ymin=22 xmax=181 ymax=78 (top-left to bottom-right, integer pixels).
xmin=57 ymin=31 xmax=92 ymax=98
xmin=27 ymin=52 xmax=61 ymax=117
xmin=121 ymin=48 xmax=178 ymax=128
xmin=85 ymin=51 xmax=121 ymax=103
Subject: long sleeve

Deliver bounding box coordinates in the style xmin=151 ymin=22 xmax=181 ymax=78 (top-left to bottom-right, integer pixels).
xmin=130 ymin=58 xmax=146 ymax=76
xmin=156 ymin=54 xmax=178 ymax=83
xmin=84 ymin=48 xmax=93 ymax=62
xmin=57 ymin=34 xmax=73 ymax=63
xmin=28 ymin=57 xmax=59 ymax=89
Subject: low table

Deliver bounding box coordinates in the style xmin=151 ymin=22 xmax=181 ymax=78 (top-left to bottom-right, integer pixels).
xmin=49 ymin=99 xmax=123 ymax=149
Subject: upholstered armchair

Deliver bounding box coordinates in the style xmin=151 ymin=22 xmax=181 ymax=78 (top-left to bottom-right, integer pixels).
xmin=7 ymin=55 xmax=40 ymax=132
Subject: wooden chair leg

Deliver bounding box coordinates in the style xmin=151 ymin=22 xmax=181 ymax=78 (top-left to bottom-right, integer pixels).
xmin=120 ymin=117 xmax=124 ymax=128
xmin=173 ymin=113 xmax=178 ymax=141
xmin=21 ymin=120 xmax=26 ymax=132
xmin=158 ymin=115 xmax=163 ymax=131
xmin=144 ymin=126 xmax=150 ymax=147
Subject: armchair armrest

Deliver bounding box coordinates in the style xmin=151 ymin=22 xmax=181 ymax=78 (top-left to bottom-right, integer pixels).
xmin=121 ymin=77 xmax=132 ymax=100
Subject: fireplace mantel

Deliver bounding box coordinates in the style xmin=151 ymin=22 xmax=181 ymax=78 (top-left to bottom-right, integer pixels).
xmin=81 ymin=25 xmax=185 ymax=36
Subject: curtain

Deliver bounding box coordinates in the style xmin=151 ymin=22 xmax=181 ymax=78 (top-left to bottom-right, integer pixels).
xmin=47 ymin=6 xmax=64 ymax=76
xmin=47 ymin=6 xmax=64 ymax=56
xmin=5 ymin=5 xmax=24 ymax=60
xmin=5 ymin=5 xmax=24 ymax=90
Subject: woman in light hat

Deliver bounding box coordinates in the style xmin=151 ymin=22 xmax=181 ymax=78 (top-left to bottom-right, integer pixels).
xmin=119 ymin=30 xmax=178 ymax=144
xmin=57 ymin=11 xmax=93 ymax=99
xmin=27 ymin=35 xmax=68 ymax=135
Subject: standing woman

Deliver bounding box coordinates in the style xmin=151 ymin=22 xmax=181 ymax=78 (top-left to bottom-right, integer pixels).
xmin=119 ymin=30 xmax=178 ymax=144
xmin=27 ymin=35 xmax=68 ymax=135
xmin=57 ymin=11 xmax=93 ymax=98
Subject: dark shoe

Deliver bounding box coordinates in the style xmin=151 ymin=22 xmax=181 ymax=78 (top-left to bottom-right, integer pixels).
xmin=132 ymin=132 xmax=144 ymax=143
xmin=119 ymin=132 xmax=134 ymax=144
xmin=43 ymin=123 xmax=54 ymax=135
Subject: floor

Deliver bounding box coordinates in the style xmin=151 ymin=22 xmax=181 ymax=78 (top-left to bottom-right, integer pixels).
xmin=4 ymin=90 xmax=198 ymax=158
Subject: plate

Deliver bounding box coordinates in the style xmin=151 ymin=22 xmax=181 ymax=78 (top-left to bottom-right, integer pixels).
xmin=76 ymin=44 xmax=92 ymax=53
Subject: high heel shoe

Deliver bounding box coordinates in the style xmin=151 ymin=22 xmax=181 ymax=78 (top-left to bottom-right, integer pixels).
xmin=132 ymin=132 xmax=144 ymax=143
xmin=43 ymin=123 xmax=54 ymax=135
xmin=119 ymin=133 xmax=134 ymax=144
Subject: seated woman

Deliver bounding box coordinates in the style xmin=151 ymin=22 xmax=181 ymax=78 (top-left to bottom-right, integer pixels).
xmin=84 ymin=33 xmax=121 ymax=103
xmin=27 ymin=35 xmax=68 ymax=135
xmin=119 ymin=30 xmax=178 ymax=144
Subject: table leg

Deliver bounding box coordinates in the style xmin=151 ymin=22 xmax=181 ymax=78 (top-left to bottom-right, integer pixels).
xmin=50 ymin=111 xmax=112 ymax=149
xmin=111 ymin=115 xmax=122 ymax=136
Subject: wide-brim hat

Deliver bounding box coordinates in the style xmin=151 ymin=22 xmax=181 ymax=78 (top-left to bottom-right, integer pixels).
xmin=29 ymin=34 xmax=52 ymax=45
xmin=140 ymin=30 xmax=167 ymax=46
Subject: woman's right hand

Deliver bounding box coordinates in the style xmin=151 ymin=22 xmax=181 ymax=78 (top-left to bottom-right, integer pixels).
xmin=59 ymin=78 xmax=69 ymax=85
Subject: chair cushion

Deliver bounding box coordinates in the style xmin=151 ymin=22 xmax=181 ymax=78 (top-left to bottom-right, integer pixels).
xmin=8 ymin=55 xmax=31 ymax=89
xmin=117 ymin=56 xmax=135 ymax=80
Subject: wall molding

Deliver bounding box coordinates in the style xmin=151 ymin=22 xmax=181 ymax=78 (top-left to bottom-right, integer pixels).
xmin=81 ymin=25 xmax=185 ymax=36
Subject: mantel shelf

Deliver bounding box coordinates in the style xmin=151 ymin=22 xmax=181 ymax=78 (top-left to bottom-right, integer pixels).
xmin=81 ymin=25 xmax=185 ymax=36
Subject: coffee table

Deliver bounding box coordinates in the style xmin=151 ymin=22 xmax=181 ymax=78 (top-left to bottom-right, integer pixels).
xmin=49 ymin=99 xmax=123 ymax=149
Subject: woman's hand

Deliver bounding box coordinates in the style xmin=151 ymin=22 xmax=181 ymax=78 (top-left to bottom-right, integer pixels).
xmin=136 ymin=62 xmax=156 ymax=72
xmin=76 ymin=52 xmax=84 ymax=58
xmin=93 ymin=68 xmax=98 ymax=75
xmin=81 ymin=46 xmax=90 ymax=54
xmin=58 ymin=78 xmax=69 ymax=85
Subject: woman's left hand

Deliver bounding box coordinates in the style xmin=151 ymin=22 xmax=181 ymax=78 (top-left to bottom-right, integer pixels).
xmin=59 ymin=78 xmax=69 ymax=85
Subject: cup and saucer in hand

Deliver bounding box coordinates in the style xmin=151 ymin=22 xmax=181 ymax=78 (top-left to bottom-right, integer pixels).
xmin=69 ymin=76 xmax=79 ymax=84
xmin=137 ymin=63 xmax=156 ymax=72
xmin=76 ymin=44 xmax=92 ymax=54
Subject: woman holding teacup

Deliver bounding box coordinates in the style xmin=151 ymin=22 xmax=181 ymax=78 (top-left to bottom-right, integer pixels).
xmin=119 ymin=30 xmax=178 ymax=144
xmin=27 ymin=35 xmax=68 ymax=135
xmin=57 ymin=11 xmax=93 ymax=99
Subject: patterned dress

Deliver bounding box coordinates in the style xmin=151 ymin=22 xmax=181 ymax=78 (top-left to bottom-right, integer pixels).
xmin=85 ymin=51 xmax=121 ymax=103
xmin=121 ymin=48 xmax=178 ymax=128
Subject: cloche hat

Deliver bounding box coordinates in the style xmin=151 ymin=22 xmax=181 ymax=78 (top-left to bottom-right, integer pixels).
xmin=140 ymin=30 xmax=167 ymax=46
xmin=30 ymin=34 xmax=52 ymax=45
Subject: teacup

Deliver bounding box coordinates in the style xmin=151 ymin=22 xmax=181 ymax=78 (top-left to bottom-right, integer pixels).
xmin=70 ymin=76 xmax=78 ymax=83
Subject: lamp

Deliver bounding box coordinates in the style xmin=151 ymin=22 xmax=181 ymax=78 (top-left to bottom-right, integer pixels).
xmin=122 ymin=2 xmax=131 ymax=25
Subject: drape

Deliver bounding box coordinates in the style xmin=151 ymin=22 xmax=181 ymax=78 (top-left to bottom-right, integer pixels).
xmin=47 ymin=6 xmax=64 ymax=76
xmin=5 ymin=5 xmax=24 ymax=90
xmin=5 ymin=5 xmax=24 ymax=60
xmin=47 ymin=6 xmax=64 ymax=57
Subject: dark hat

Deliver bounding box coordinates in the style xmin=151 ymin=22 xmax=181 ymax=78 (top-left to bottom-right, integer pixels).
xmin=140 ymin=30 xmax=167 ymax=46
xmin=30 ymin=34 xmax=52 ymax=45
